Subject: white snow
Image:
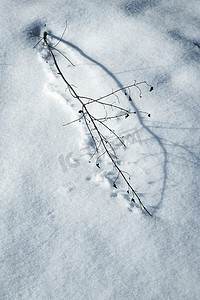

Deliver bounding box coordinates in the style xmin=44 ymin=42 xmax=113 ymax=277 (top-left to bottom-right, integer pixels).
xmin=1 ymin=0 xmax=200 ymax=299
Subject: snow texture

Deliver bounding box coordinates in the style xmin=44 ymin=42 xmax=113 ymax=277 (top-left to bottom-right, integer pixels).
xmin=1 ymin=0 xmax=200 ymax=299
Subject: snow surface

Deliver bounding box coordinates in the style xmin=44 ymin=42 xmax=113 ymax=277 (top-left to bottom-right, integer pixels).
xmin=1 ymin=0 xmax=200 ymax=299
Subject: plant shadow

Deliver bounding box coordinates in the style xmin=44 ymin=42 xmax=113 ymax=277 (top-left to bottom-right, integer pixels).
xmin=46 ymin=32 xmax=200 ymax=215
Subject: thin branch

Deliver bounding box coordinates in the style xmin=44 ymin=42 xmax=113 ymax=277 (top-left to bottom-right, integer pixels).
xmin=33 ymin=37 xmax=43 ymax=48
xmin=95 ymin=118 xmax=126 ymax=147
xmin=63 ymin=115 xmax=84 ymax=126
xmin=49 ymin=45 xmax=74 ymax=66
xmin=41 ymin=31 xmax=152 ymax=216
xmin=53 ymin=20 xmax=68 ymax=48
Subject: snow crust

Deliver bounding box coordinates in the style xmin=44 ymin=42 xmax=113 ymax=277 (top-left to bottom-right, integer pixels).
xmin=1 ymin=0 xmax=200 ymax=299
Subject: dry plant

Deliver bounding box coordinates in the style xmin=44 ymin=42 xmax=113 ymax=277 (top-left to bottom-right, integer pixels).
xmin=36 ymin=29 xmax=153 ymax=216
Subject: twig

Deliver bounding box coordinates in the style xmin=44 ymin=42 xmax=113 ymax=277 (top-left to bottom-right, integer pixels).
xmin=41 ymin=31 xmax=152 ymax=216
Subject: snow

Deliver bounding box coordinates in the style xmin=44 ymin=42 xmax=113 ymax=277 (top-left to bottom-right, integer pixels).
xmin=1 ymin=0 xmax=200 ymax=299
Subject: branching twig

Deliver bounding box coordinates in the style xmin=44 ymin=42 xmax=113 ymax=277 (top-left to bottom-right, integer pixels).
xmin=41 ymin=31 xmax=153 ymax=216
